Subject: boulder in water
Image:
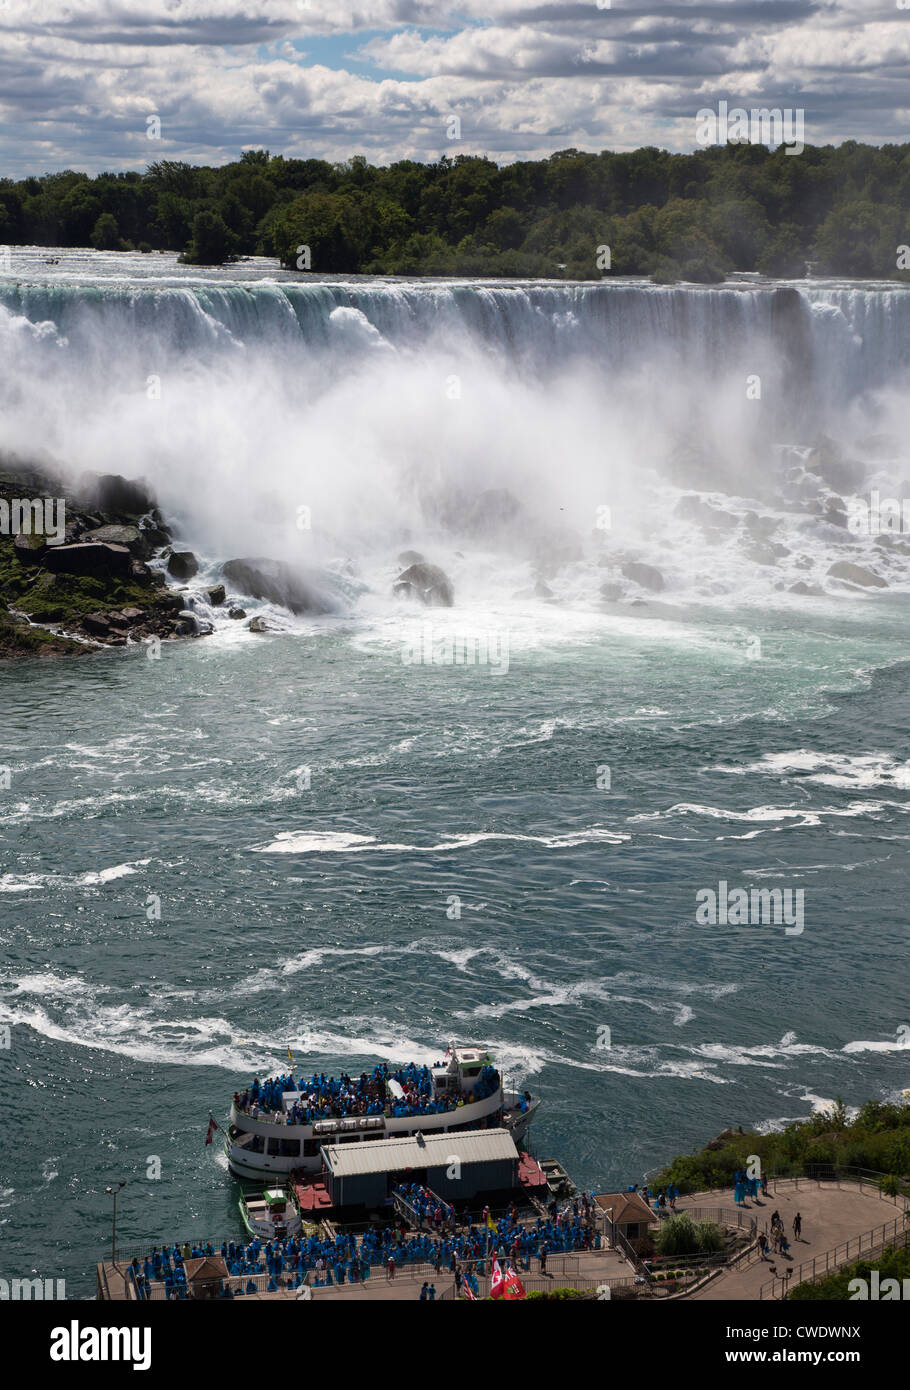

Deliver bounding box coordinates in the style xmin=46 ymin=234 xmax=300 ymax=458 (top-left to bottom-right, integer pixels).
xmin=599 ymin=581 xmax=624 ymax=601
xmin=394 ymin=561 xmax=454 ymax=607
xmin=397 ymin=550 xmax=425 ymax=566
xmin=789 ymin=581 xmax=825 ymax=596
xmin=228 ymin=606 xmax=247 ymax=620
xmin=676 ymin=495 xmax=739 ymax=533
xmin=221 ymin=558 xmax=336 ymax=615
xmin=806 ymin=437 xmax=865 ymax=494
xmin=82 ymin=612 xmax=112 ymax=637
xmin=167 ymin=550 xmax=199 ymax=580
xmin=248 ymin=615 xmax=270 ymax=632
xmin=204 ymin=583 xmax=226 ymax=606
xmin=827 ymin=560 xmax=887 ymax=588
xmin=621 ymin=560 xmax=664 ymax=592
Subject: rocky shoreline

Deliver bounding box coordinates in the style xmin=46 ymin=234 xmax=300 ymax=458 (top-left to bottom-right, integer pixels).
xmin=0 ymin=460 xmax=213 ymax=660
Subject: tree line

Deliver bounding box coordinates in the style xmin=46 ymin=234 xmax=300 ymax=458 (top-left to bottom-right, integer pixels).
xmin=1 ymin=142 xmax=908 ymax=281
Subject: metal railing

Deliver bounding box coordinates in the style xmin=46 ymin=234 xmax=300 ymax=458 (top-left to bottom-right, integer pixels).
xmin=759 ymin=1210 xmax=910 ymax=1300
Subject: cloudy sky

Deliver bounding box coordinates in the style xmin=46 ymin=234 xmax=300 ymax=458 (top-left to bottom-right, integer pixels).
xmin=2 ymin=0 xmax=908 ymax=175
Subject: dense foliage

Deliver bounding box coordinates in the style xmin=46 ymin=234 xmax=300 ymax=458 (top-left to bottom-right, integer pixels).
xmin=650 ymin=1100 xmax=910 ymax=1194
xmin=655 ymin=1214 xmax=725 ymax=1257
xmin=788 ymin=1240 xmax=910 ymax=1300
xmin=2 ymin=142 xmax=909 ymax=280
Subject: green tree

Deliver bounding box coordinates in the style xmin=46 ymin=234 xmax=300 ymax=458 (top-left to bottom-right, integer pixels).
xmin=180 ymin=209 xmax=236 ymax=265
xmin=90 ymin=212 xmax=120 ymax=250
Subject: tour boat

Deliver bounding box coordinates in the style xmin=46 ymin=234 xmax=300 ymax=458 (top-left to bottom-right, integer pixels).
xmin=238 ymin=1187 xmax=303 ymax=1239
xmin=221 ymin=1043 xmax=540 ymax=1183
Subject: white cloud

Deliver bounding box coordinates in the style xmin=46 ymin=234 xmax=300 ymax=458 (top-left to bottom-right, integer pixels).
xmin=0 ymin=0 xmax=906 ymax=174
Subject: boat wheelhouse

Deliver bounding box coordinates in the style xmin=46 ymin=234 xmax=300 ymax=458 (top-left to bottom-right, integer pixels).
xmin=238 ymin=1187 xmax=303 ymax=1240
xmin=222 ymin=1044 xmax=540 ymax=1182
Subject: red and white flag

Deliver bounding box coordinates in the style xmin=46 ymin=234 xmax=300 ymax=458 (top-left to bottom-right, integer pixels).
xmin=490 ymin=1256 xmax=504 ymax=1299
xmin=503 ymin=1263 xmax=527 ymax=1300
xmin=204 ymin=1114 xmax=220 ymax=1146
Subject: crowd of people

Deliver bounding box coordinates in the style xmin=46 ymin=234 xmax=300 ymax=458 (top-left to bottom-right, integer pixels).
xmin=233 ymin=1061 xmax=501 ymax=1125
xmin=127 ymin=1194 xmax=600 ymax=1299
xmin=394 ymin=1182 xmax=455 ymax=1228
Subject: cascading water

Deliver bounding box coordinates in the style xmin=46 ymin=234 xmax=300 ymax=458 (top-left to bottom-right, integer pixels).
xmin=2 ymin=254 xmax=909 ymax=618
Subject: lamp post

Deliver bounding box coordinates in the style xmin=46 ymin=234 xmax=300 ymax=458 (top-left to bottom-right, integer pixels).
xmin=106 ymin=1180 xmax=126 ymax=1267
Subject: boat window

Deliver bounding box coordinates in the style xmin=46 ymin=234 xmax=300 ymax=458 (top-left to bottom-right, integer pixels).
xmin=267 ymin=1138 xmax=279 ymax=1156
xmin=303 ymin=1139 xmax=319 ymax=1158
xmin=279 ymin=1139 xmax=300 ymax=1157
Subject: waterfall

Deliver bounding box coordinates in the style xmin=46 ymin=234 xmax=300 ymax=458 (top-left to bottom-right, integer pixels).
xmin=1 ymin=275 xmax=908 ymax=585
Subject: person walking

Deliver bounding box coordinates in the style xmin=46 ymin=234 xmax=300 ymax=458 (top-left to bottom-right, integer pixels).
xmin=386 ymin=1255 xmax=395 ymax=1281
xmin=419 ymin=1282 xmax=428 ymax=1301
xmin=793 ymin=1212 xmax=802 ymax=1241
xmin=758 ymin=1232 xmax=769 ymax=1260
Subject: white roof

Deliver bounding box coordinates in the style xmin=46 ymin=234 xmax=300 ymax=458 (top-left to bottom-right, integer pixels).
xmin=322 ymin=1128 xmax=519 ymax=1178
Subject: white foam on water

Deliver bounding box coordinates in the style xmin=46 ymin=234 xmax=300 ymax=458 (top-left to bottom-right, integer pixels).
xmin=251 ymin=827 xmax=629 ymax=854
xmin=711 ymin=751 xmax=910 ymax=790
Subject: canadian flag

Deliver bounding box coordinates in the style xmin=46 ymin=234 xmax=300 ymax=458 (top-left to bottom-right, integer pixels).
xmin=502 ymin=1263 xmax=527 ymax=1300
xmin=204 ymin=1114 xmax=220 ymax=1147
xmin=490 ymin=1256 xmax=504 ymax=1299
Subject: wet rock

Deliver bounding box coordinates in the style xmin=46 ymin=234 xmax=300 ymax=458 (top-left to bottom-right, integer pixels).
xmin=82 ymin=612 xmax=112 ymax=637
xmin=129 ymin=559 xmax=154 ymax=586
xmin=789 ymin=581 xmax=825 ymax=596
xmin=393 ymin=561 xmax=454 ymax=607
xmin=221 ymin=558 xmax=336 ymax=615
xmin=204 ymin=583 xmax=226 ymax=606
xmin=228 ymin=607 xmax=247 ymax=620
xmin=44 ymin=542 xmax=132 ymax=578
xmin=621 ymin=560 xmax=664 ymax=592
xmin=119 ymin=607 xmax=144 ymax=625
xmin=78 ymin=472 xmax=156 ymax=517
xmin=676 ymin=495 xmax=739 ymax=533
xmin=157 ymin=592 xmax=185 ymax=612
xmin=827 ymin=560 xmax=887 ymax=588
xmin=82 ymin=523 xmax=152 ymax=559
xmin=397 ymin=550 xmax=425 ymax=566
xmin=167 ymin=550 xmax=199 ymax=580
xmin=806 ymin=437 xmax=865 ymax=493
xmin=248 ymin=615 xmax=270 ymax=632
xmin=13 ymin=532 xmax=47 ymax=563
xmin=600 ymin=581 xmax=624 ymax=601
xmin=742 ymin=511 xmax=779 ymax=540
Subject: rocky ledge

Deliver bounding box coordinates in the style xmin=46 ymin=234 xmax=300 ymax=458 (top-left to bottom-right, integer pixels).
xmin=0 ymin=459 xmax=204 ymax=660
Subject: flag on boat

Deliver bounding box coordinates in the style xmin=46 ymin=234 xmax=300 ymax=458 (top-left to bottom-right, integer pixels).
xmin=490 ymin=1256 xmax=504 ymax=1299
xmin=502 ymin=1264 xmax=527 ymax=1300
xmin=288 ymin=1046 xmax=294 ymax=1065
xmin=204 ymin=1114 xmax=220 ymax=1146
xmin=461 ymin=1283 xmax=476 ymax=1300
